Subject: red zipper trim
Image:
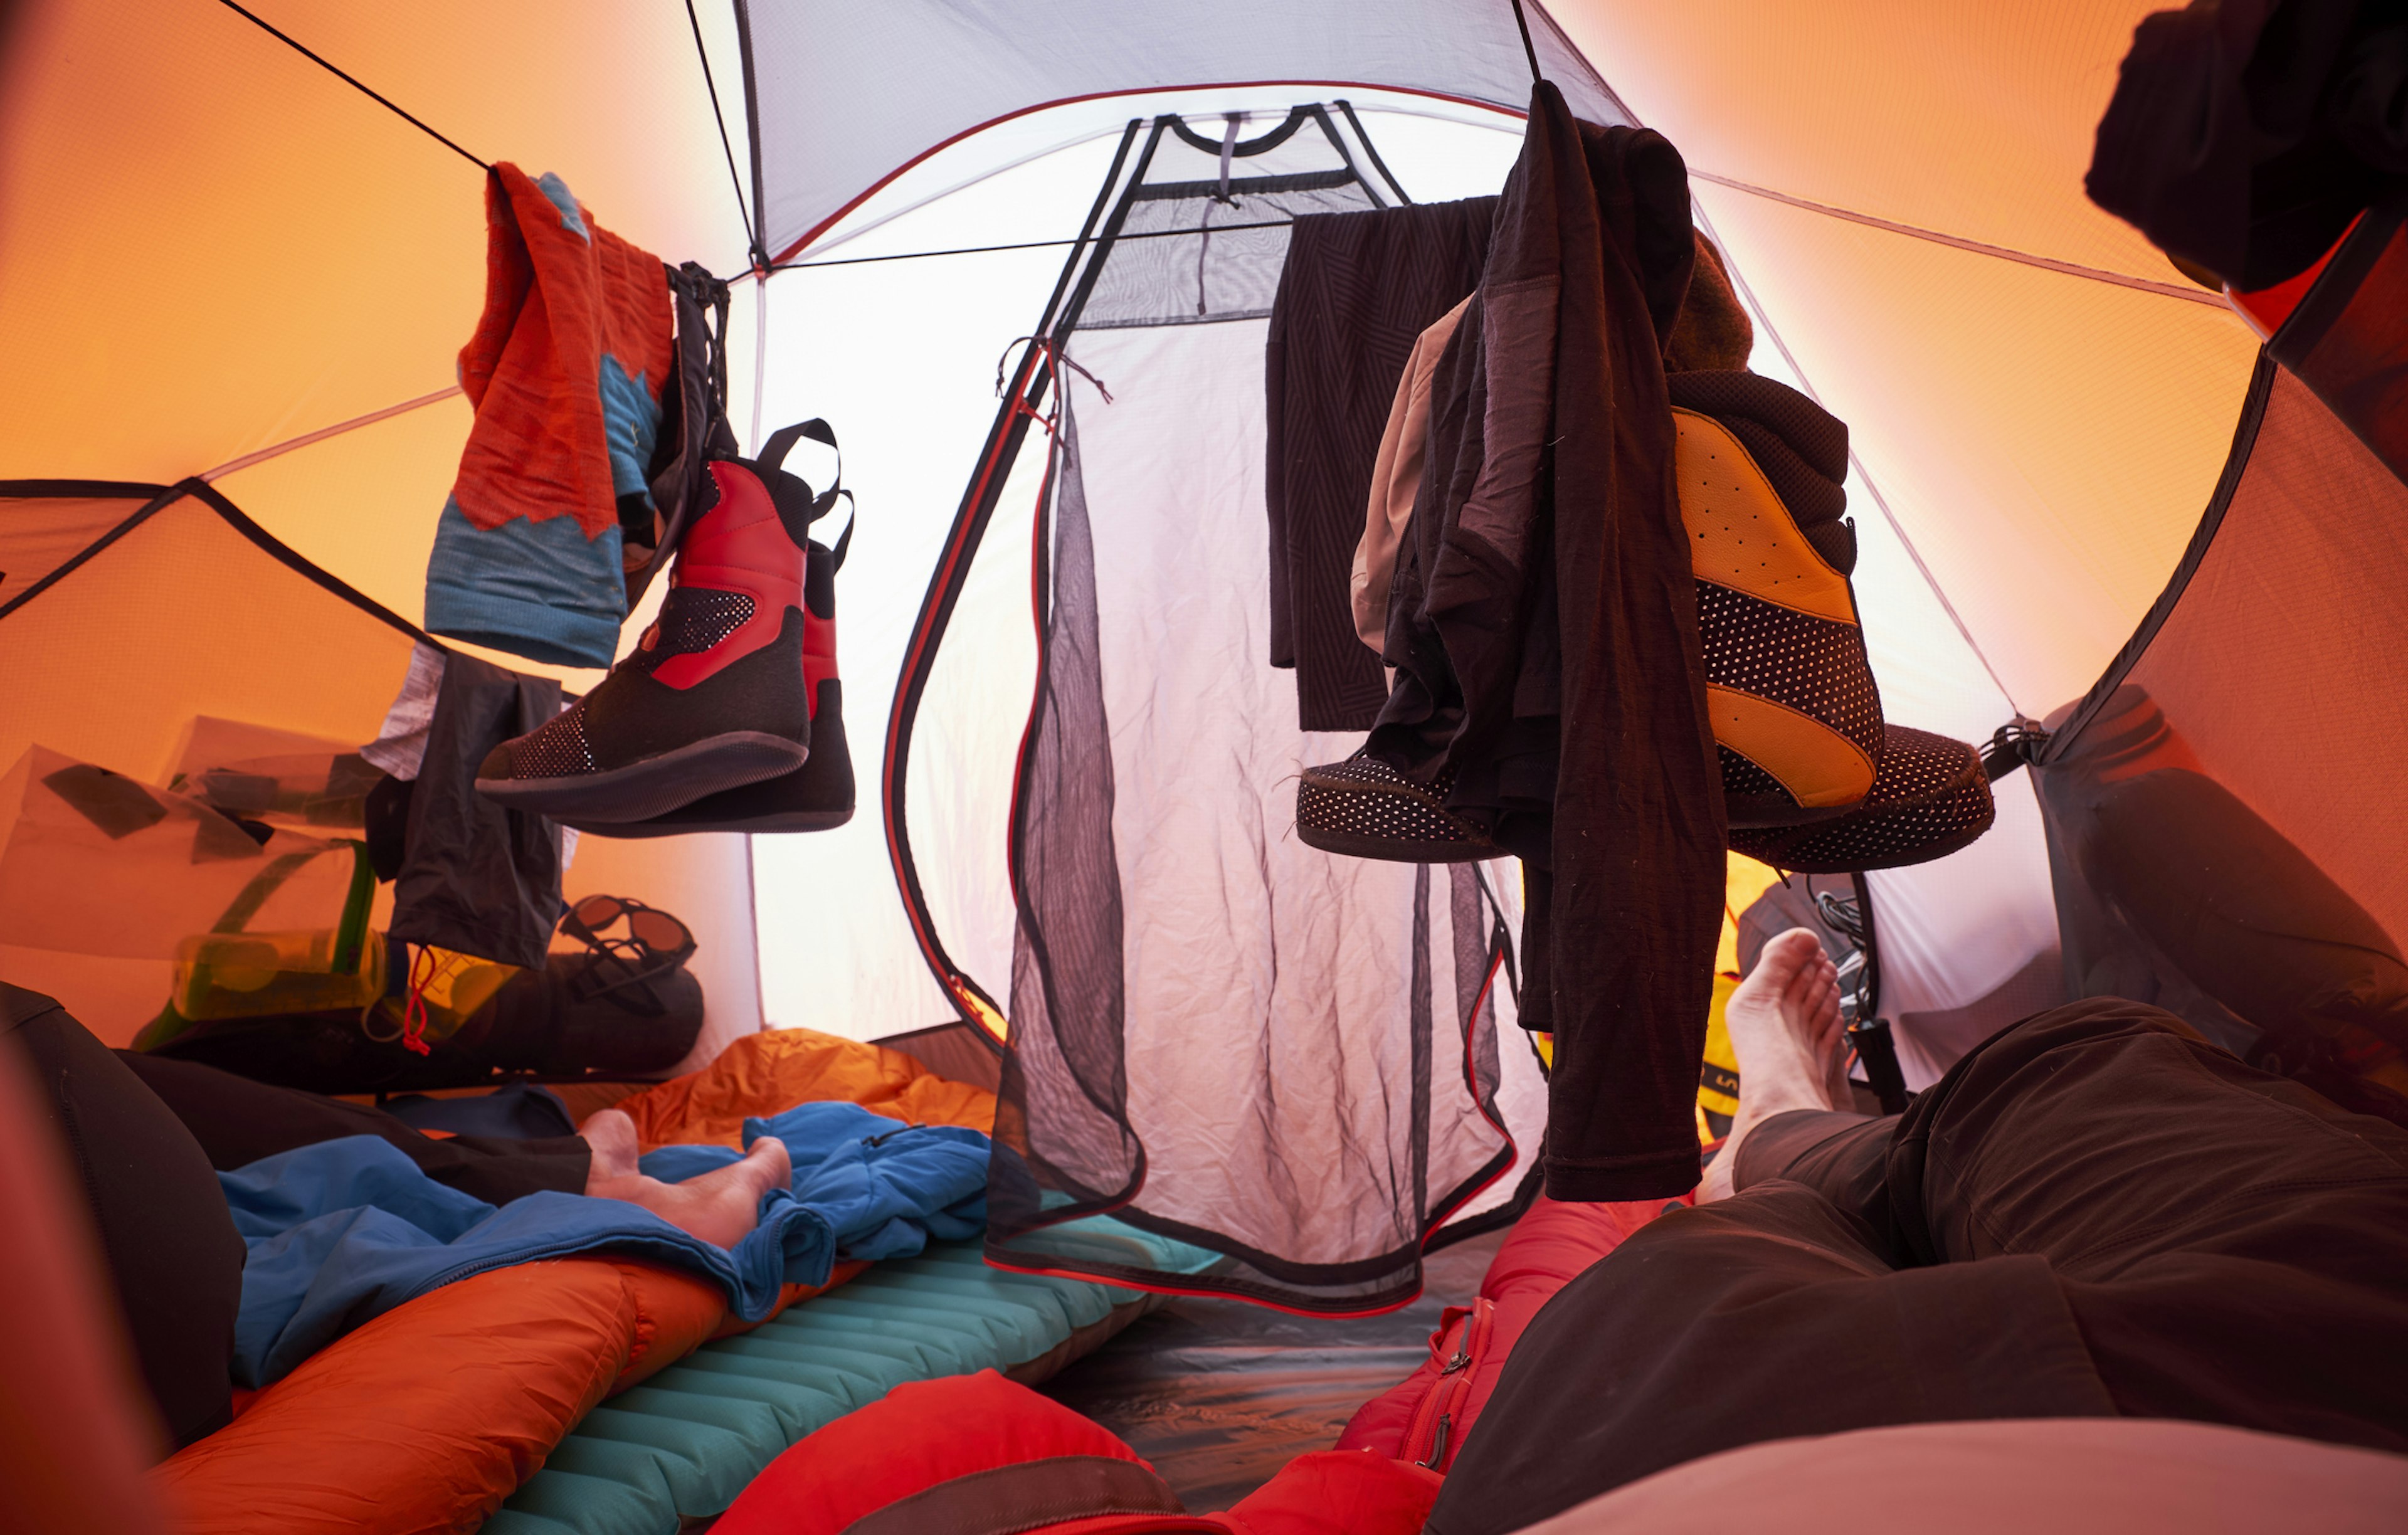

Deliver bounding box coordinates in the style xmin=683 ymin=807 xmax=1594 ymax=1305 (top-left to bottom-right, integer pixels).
xmin=1406 ymin=1296 xmax=1494 ymax=1470
xmin=1401 ymin=1307 xmax=1468 ymax=1465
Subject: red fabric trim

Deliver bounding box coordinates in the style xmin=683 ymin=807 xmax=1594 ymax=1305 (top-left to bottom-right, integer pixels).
xmin=980 ymin=1257 xmax=1422 ymax=1320
xmin=773 ymin=84 xmax=1526 ymax=264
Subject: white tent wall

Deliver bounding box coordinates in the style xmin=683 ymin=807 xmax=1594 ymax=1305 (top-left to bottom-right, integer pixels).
xmin=741 ymin=154 xmax=1094 ymax=1041
xmin=744 ymin=106 xmax=1528 ymax=1043
xmin=735 ymin=0 xmax=1623 ymax=258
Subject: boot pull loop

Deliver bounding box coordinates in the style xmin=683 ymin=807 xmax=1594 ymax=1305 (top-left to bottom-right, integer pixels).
xmin=820 ymin=488 xmax=857 ymax=570
xmin=759 ymin=417 xmax=838 ymax=481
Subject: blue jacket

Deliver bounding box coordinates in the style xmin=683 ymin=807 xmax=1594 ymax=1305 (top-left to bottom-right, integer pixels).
xmin=224 ymin=1101 xmax=989 ymax=1386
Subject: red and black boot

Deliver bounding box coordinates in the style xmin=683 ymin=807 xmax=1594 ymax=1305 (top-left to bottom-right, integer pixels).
xmin=562 ymin=420 xmax=856 ymax=837
xmin=475 ymin=440 xmax=823 ymax=823
xmin=567 ymin=527 xmax=854 ymax=836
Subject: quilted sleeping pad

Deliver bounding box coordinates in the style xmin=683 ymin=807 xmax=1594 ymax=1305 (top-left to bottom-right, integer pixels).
xmin=482 ymin=1226 xmax=1216 ymax=1534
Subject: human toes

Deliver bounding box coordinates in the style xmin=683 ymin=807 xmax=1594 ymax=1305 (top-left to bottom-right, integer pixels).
xmin=1740 ymin=929 xmax=1823 ymax=1006
xmin=1800 ymin=961 xmax=1841 ymax=1030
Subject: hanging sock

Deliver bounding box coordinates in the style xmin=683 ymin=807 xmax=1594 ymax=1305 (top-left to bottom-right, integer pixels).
xmin=474 ymin=425 xmax=845 ymax=823
xmin=423 ymin=166 xmax=675 ymax=668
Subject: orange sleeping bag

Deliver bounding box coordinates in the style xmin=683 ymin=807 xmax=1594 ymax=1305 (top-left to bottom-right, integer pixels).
xmin=154 ymin=1028 xmax=997 ymax=1535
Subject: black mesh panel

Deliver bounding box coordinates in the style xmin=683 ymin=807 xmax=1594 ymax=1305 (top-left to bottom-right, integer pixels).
xmin=993 ymin=408 xmax=1143 ymax=1226
xmin=2036 ymin=359 xmax=2408 ymax=1124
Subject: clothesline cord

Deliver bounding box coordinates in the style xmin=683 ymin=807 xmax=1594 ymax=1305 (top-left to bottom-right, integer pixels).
xmin=776 ymin=187 xmax=2228 ymax=314
xmin=194 ymin=0 xmax=2209 ymax=320
xmin=771 ymin=219 xmax=1302 ymax=270
xmin=1509 ymin=0 xmax=1546 ymax=87
xmin=682 ymin=0 xmax=763 ymax=267
xmin=209 ymin=0 xmax=489 ymax=171
xmin=1689 ymin=171 xmax=2223 ymax=307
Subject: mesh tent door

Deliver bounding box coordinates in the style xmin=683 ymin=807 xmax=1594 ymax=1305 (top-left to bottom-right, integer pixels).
xmin=2032 ymin=356 xmax=2408 ymax=1117
xmin=890 ymin=108 xmax=1546 ymax=1311
xmin=0 ymin=481 xmax=426 ymax=1040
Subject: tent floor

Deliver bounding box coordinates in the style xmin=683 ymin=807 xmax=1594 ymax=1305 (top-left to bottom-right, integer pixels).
xmin=1039 ymin=1226 xmax=1510 ymax=1509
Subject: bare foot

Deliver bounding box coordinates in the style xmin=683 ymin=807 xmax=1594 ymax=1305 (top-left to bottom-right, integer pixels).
xmin=584 ymin=1135 xmax=792 ymax=1248
xmin=1698 ymin=928 xmax=1845 ymax=1203
xmin=578 ymin=1107 xmax=642 ymax=1181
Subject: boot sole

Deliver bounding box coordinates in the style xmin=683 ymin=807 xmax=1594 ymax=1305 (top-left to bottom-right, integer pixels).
xmin=564 ymin=804 xmax=854 ymax=838
xmin=1296 ymin=822 xmax=1499 ymax=863
xmin=477 ymin=733 xmax=808 ymax=823
xmin=1723 ymin=793 xmax=1864 ymax=830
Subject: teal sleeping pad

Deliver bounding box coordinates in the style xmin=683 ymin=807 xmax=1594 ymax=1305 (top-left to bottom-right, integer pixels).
xmin=478 ymin=1228 xmax=1215 ymax=1534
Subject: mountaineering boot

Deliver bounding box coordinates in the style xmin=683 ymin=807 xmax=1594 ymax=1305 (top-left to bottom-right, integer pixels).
xmin=1294 ymin=756 xmax=1501 ymax=863
xmin=1678 ymin=374 xmax=1993 ymax=869
xmin=1669 ymin=370 xmax=1884 ymax=827
xmin=475 ymin=453 xmax=815 ymax=823
xmin=1299 ymin=371 xmax=1888 ymax=863
xmin=564 ymin=418 xmax=856 ymax=837
xmin=1726 ymin=725 xmax=1994 ymax=872
xmin=567 ymin=531 xmax=854 ymax=836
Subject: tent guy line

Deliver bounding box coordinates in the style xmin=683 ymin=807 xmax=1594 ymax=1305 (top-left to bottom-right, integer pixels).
xmin=198 ymin=386 xmax=464 ymax=483
xmin=775 ymin=188 xmax=2236 ymax=317
xmin=1688 ymin=171 xmax=2228 ymax=309
xmin=196 ymin=0 xmax=2227 ymax=322
xmin=774 ymin=219 xmax=1304 ymax=270
xmin=683 ymin=0 xmax=763 ymax=268
xmin=1692 ymin=197 xmax=2026 ymax=717
xmin=209 ymin=0 xmax=489 ymax=172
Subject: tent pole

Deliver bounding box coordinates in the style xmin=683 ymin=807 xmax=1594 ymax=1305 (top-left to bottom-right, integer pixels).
xmin=880 ymin=118 xmax=1153 ymax=1034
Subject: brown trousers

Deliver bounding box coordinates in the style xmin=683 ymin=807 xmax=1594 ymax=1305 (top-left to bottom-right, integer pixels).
xmin=1428 ymin=999 xmax=2408 ymax=1535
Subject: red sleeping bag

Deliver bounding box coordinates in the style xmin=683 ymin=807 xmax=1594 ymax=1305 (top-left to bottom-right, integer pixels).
xmin=712 ymin=1370 xmax=1444 ymax=1535
xmin=1334 ymin=1195 xmax=1682 ymax=1472
xmin=713 ymin=1197 xmax=1676 ymax=1534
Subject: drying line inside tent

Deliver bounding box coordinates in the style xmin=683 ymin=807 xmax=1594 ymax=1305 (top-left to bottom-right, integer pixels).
xmin=211 ymin=0 xmax=489 ymax=171
xmin=1692 ymin=198 xmax=2025 ymax=717
xmin=682 ymin=0 xmax=763 ymax=267
xmin=776 ymin=219 xmax=1303 ymax=270
xmin=1689 ymin=170 xmax=2226 ymax=308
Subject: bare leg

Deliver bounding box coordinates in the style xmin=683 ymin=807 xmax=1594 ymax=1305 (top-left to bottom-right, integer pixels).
xmin=584 ymin=1135 xmax=792 ymax=1248
xmin=1698 ymin=928 xmax=1844 ymax=1203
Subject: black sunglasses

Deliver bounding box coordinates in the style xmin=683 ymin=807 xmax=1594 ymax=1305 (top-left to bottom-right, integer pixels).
xmin=559 ymin=895 xmax=695 ymax=1008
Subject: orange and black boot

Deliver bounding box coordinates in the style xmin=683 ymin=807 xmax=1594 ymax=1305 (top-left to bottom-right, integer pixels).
xmin=1677 ymin=372 xmax=1994 ymax=869
xmin=475 ymin=446 xmax=820 ymax=823
xmin=1667 ymin=370 xmax=1885 ymax=827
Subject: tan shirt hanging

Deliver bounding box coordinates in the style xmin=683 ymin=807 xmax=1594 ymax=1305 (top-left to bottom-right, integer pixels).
xmin=1349 ymin=294 xmax=1471 ymax=654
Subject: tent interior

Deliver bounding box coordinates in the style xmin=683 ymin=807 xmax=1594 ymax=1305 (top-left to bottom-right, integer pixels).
xmin=3 ymin=1 xmax=2405 ymax=1531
